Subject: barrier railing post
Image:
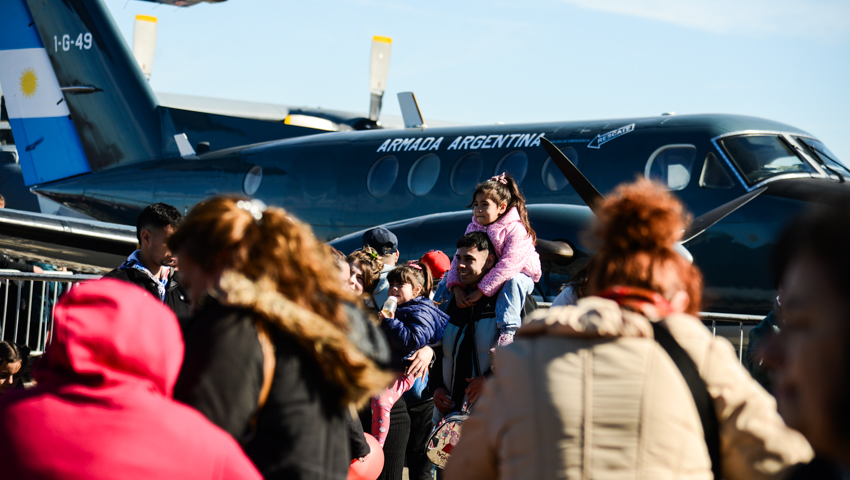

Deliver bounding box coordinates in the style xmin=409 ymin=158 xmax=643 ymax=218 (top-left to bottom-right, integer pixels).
xmin=37 ymin=281 xmax=47 ymax=352
xmin=13 ymin=283 xmax=22 ymax=343
xmin=739 ymin=321 xmax=744 ymax=363
xmin=25 ymin=280 xmax=34 ymax=348
xmin=49 ymin=282 xmax=59 ymax=347
xmin=1 ymin=285 xmax=7 ymax=339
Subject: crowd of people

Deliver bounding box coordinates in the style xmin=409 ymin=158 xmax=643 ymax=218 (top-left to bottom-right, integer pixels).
xmin=0 ymin=173 xmax=847 ymax=479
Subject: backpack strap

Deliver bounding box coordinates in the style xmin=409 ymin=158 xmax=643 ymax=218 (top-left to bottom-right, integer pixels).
xmin=651 ymin=321 xmax=721 ymax=480
xmin=249 ymin=320 xmax=276 ymax=432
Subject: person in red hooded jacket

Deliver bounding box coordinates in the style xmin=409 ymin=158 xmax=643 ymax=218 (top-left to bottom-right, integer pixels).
xmin=0 ymin=279 xmax=261 ymax=480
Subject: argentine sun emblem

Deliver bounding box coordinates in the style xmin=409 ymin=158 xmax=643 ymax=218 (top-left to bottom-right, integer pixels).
xmin=19 ymin=68 xmax=38 ymax=99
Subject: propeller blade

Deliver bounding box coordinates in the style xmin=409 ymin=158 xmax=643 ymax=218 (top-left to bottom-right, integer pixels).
xmin=368 ymin=36 xmax=392 ymax=122
xmin=541 ymin=137 xmax=604 ymax=213
xmin=132 ymin=15 xmax=157 ymax=81
xmin=681 ymin=186 xmax=766 ymax=244
xmin=673 ymin=243 xmax=694 ymax=263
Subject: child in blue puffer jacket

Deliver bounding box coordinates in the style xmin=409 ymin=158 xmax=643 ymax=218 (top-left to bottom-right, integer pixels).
xmin=373 ymin=260 xmax=449 ymax=447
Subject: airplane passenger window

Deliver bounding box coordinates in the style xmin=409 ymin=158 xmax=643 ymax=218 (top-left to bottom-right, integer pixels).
xmin=408 ymin=154 xmax=441 ymax=196
xmin=699 ymin=152 xmax=734 ymax=189
xmin=243 ymin=165 xmax=263 ymax=195
xmin=450 ymin=153 xmax=484 ymax=195
xmin=645 ymin=145 xmax=697 ymax=191
xmin=541 ymin=147 xmax=577 ymax=191
xmin=495 ymin=151 xmax=528 ymax=184
xmin=368 ymin=155 xmax=399 ymax=197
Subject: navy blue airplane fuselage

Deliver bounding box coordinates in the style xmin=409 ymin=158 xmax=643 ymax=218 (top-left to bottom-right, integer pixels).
xmin=36 ymin=113 xmax=850 ymax=314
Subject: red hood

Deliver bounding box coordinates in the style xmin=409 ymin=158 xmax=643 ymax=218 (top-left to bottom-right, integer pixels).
xmin=36 ymin=279 xmax=184 ymax=397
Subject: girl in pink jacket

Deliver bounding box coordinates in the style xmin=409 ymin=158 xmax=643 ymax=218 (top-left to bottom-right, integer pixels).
xmin=444 ymin=173 xmax=542 ymax=346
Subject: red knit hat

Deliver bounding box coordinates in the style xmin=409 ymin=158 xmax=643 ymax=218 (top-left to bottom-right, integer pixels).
xmin=419 ymin=250 xmax=451 ymax=280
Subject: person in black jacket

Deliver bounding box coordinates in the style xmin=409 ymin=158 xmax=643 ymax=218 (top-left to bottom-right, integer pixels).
xmin=434 ymin=232 xmax=537 ymax=416
xmin=104 ymin=203 xmax=190 ymax=318
xmin=169 ymin=197 xmax=391 ymax=480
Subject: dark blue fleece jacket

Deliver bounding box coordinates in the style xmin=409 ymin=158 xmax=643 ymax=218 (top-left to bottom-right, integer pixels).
xmin=380 ymin=296 xmax=449 ymax=370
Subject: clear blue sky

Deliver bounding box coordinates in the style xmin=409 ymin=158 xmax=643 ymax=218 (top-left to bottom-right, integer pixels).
xmin=105 ymin=0 xmax=850 ymax=162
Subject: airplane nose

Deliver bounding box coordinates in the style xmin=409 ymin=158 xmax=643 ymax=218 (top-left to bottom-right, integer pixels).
xmin=764 ymin=177 xmax=850 ymax=206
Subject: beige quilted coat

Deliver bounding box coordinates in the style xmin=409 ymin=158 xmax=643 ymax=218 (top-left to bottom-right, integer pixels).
xmin=444 ymin=297 xmax=812 ymax=480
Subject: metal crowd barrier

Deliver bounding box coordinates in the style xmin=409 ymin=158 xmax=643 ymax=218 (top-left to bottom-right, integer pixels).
xmin=0 ymin=271 xmax=102 ymax=355
xmin=699 ymin=312 xmax=764 ymax=364
xmin=537 ymin=302 xmax=765 ymax=364
xmin=3 ymin=276 xmax=766 ymax=362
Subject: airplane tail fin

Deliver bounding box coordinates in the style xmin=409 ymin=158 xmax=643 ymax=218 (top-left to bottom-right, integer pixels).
xmin=0 ymin=0 xmax=91 ymax=186
xmin=10 ymin=0 xmax=180 ymax=184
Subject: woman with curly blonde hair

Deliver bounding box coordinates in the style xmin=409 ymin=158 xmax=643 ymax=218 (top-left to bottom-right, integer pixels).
xmin=347 ymin=246 xmax=384 ymax=312
xmin=169 ymin=196 xmax=391 ymax=480
xmin=446 ymin=179 xmax=812 ymax=480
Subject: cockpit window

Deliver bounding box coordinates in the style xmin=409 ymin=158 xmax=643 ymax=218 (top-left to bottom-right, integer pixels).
xmin=795 ymin=137 xmax=850 ymax=177
xmin=718 ymin=135 xmax=816 ymax=186
xmin=699 ymin=152 xmax=734 ymax=189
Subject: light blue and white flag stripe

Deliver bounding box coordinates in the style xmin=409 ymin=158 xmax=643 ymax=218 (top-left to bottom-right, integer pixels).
xmin=0 ymin=0 xmax=90 ymax=186
xmin=0 ymin=48 xmax=69 ymax=119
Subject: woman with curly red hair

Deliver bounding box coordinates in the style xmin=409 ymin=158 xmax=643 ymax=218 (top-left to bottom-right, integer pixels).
xmin=446 ymin=178 xmax=812 ymax=480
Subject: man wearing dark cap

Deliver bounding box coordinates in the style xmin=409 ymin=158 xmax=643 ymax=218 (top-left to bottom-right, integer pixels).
xmin=362 ymin=227 xmax=399 ymax=309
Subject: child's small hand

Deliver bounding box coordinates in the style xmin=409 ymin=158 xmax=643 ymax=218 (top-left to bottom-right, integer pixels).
xmin=453 ymin=286 xmax=471 ymax=308
xmin=378 ymin=309 xmax=394 ymax=320
xmin=465 ymin=289 xmax=484 ymax=304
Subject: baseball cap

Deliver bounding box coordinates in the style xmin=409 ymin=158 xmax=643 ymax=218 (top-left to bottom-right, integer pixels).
xmin=363 ymin=227 xmax=398 ymax=256
xmin=419 ymin=250 xmax=451 ymax=280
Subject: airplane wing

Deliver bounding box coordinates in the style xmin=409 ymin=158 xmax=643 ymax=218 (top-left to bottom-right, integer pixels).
xmin=0 ymin=209 xmax=136 ymax=273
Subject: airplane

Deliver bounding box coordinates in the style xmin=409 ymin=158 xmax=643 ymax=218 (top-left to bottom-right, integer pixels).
xmin=0 ymin=0 xmax=848 ymax=316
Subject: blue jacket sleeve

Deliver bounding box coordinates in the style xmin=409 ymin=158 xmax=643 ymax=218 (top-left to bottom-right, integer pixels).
xmin=380 ymin=312 xmax=436 ymax=358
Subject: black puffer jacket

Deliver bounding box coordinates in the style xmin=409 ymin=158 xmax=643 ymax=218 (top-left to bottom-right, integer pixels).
xmin=103 ymin=268 xmax=190 ymax=320
xmin=174 ymin=298 xmax=354 ymax=480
